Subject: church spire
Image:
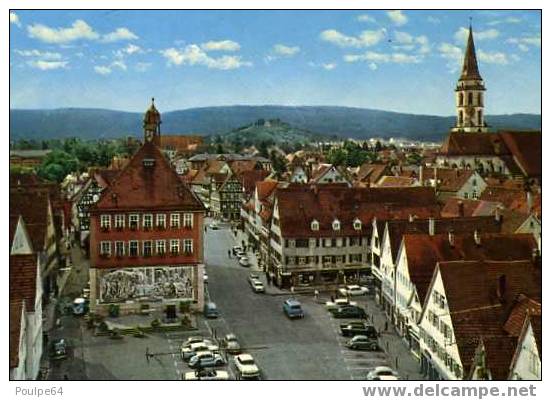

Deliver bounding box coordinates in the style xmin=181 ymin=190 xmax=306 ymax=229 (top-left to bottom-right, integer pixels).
xmin=460 ymin=24 xmax=482 ymax=81
xmin=143 ymin=97 xmax=161 ymax=145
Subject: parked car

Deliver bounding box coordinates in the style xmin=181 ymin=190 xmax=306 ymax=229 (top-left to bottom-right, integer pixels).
xmin=283 ymin=298 xmax=304 ymax=319
xmin=346 ymin=335 xmax=379 ymax=351
xmin=181 ymin=341 xmax=219 ymax=360
xmin=204 ymin=302 xmax=219 ymax=318
xmin=250 ymin=279 xmax=265 ymax=293
xmin=51 ymin=339 xmax=68 ymax=360
xmin=332 ymin=305 xmax=367 ymax=319
xmin=366 ymin=366 xmax=400 ymax=380
xmin=72 ymin=297 xmax=89 ymax=316
xmin=183 ymin=369 xmax=229 ymax=381
xmin=221 ymin=333 xmax=241 ymax=355
xmin=340 ymin=321 xmax=378 ymax=338
xmin=239 ymin=257 xmax=250 ymax=267
xmin=234 ymin=353 xmax=261 ymax=380
xmin=325 ymin=298 xmax=357 ymax=312
xmin=188 ymin=351 xmax=225 ymax=369
xmin=232 ymin=246 xmax=243 ymax=256
xmin=237 ymin=250 xmax=247 ymax=258
xmin=338 ymin=285 xmax=369 ymax=297
xmin=182 ymin=336 xmax=207 ymax=348
xmin=248 ymin=273 xmax=260 ymax=283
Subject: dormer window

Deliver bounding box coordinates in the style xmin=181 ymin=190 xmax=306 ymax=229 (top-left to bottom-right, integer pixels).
xmin=311 ymin=219 xmax=319 ymax=231
xmin=353 ymin=218 xmax=362 ymax=231
xmin=332 ymin=219 xmax=340 ymax=231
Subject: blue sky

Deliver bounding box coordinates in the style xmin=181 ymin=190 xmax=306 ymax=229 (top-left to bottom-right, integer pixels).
xmin=9 ymin=10 xmax=541 ymax=115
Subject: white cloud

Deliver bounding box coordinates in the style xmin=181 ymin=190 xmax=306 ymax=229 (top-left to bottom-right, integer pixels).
xmin=387 ymin=10 xmax=408 ymax=26
xmin=454 ymin=27 xmax=499 ymax=44
xmin=14 ymin=49 xmax=62 ymax=60
xmin=368 ymin=62 xmax=378 ymax=70
xmin=111 ymin=60 xmax=127 ymax=70
xmin=322 ymin=63 xmax=337 ymax=70
xmin=357 ymin=14 xmax=376 ymax=23
xmin=135 ymin=62 xmax=152 ymax=72
xmin=27 ymin=19 xmax=99 ymax=44
xmin=320 ymin=29 xmax=386 ymax=48
xmin=438 ymin=42 xmax=463 ymax=72
xmin=427 ymin=16 xmax=440 ymax=24
xmin=160 ymin=45 xmax=252 ymax=70
xmin=27 ymin=60 xmax=68 ymax=70
xmin=10 ymin=12 xmax=21 ymax=27
xmin=344 ymin=51 xmax=421 ymax=64
xmin=114 ymin=44 xmax=143 ymax=59
xmin=392 ymin=32 xmax=431 ymax=54
xmin=101 ymin=27 xmax=138 ymax=43
xmin=507 ymin=35 xmax=541 ymax=51
xmin=477 ymin=50 xmax=509 ymax=65
xmin=487 ymin=17 xmax=522 ymax=26
xmin=394 ymin=31 xmax=414 ymax=44
xmin=201 ymin=40 xmax=240 ymax=52
xmin=94 ymin=65 xmax=111 ymax=75
xmin=273 ymin=44 xmax=300 ymax=56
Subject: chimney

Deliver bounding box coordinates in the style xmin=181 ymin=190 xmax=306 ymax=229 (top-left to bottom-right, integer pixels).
xmin=428 ymin=218 xmax=435 ymax=236
xmin=458 ymin=201 xmax=464 ymax=217
xmin=496 ymin=274 xmax=506 ymax=302
xmin=448 ymin=230 xmax=455 ymax=247
xmin=474 ymin=230 xmax=481 ymax=246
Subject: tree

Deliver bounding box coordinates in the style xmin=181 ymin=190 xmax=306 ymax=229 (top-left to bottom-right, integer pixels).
xmin=37 ymin=150 xmax=79 ymax=182
xmin=270 ymin=150 xmax=287 ymax=179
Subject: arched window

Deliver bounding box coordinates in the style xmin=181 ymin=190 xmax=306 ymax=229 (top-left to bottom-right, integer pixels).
xmin=468 ymin=92 xmax=473 ymax=105
xmin=311 ymin=219 xmax=319 ymax=231
xmin=458 ymin=93 xmax=464 ymax=106
xmin=477 ymin=110 xmax=482 ymax=126
xmin=353 ymin=218 xmax=362 ymax=231
xmin=478 ymin=92 xmax=483 ymax=106
xmin=458 ymin=110 xmax=463 ymax=125
xmin=332 ymin=219 xmax=341 ymax=231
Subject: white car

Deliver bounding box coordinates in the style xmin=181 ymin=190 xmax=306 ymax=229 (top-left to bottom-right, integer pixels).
xmin=183 ymin=369 xmax=229 ymax=381
xmin=209 ymin=222 xmax=219 ymax=230
xmin=338 ymin=285 xmax=369 ymax=297
xmin=366 ymin=366 xmax=400 ymax=380
xmin=234 ymin=353 xmax=260 ymax=379
xmin=181 ymin=336 xmax=205 ymax=348
xmin=181 ymin=340 xmax=218 ymax=360
xmin=325 ymin=298 xmax=358 ymax=311
xmin=239 ymin=257 xmax=250 ymax=267
xmin=250 ymin=280 xmax=265 ymax=293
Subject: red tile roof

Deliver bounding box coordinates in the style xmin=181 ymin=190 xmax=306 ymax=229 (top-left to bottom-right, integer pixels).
xmin=499 ymin=131 xmax=541 ymax=178
xmin=94 ymin=142 xmax=204 ymax=211
xmin=10 ymin=188 xmax=50 ymax=252
xmin=502 ymin=295 xmax=541 ymax=336
xmin=437 ymin=259 xmax=541 ymax=375
xmin=10 ymin=254 xmax=38 ymax=312
xmin=433 ymin=168 xmax=475 ymax=192
xmin=160 ymin=135 xmax=203 ymax=152
xmin=356 ymin=163 xmax=388 ymax=184
xmin=239 ymin=169 xmax=270 ymax=197
xmin=276 ymin=185 xmax=440 ymax=238
xmin=405 ymin=233 xmax=537 ymax=304
xmin=257 ymin=180 xmax=279 ymax=201
xmin=9 ymin=300 xmax=24 ymax=369
xmin=475 ymin=336 xmax=518 ymax=380
xmin=441 ymin=198 xmax=501 ymax=218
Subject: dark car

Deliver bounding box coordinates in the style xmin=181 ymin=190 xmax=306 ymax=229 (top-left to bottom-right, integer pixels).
xmin=346 ymin=335 xmax=379 ymax=351
xmin=340 ymin=322 xmax=378 ymax=338
xmin=332 ymin=305 xmax=367 ymax=319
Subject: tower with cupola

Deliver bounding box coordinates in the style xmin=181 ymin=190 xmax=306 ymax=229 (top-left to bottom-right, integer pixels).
xmin=143 ymin=97 xmax=162 ymax=146
xmin=452 ymin=25 xmax=488 ymax=133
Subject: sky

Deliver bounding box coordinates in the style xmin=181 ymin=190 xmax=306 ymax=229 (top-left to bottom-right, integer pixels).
xmin=9 ymin=10 xmax=541 ymax=116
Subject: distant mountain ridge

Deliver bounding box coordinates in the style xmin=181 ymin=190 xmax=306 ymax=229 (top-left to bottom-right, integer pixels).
xmin=9 ymin=106 xmax=541 ymax=142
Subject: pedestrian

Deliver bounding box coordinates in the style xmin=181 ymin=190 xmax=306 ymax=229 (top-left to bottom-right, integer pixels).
xmin=384 ymin=321 xmax=388 ymax=332
xmin=314 ymin=289 xmax=319 ymax=300
xmin=330 ymin=295 xmax=334 ymax=302
xmin=228 ymin=249 xmax=231 ymax=258
xmin=290 ymin=286 xmax=295 ymax=295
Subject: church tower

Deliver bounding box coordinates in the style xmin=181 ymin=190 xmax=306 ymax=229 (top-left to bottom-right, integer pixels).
xmin=143 ymin=97 xmax=161 ymax=146
xmin=452 ymin=25 xmax=488 ymax=133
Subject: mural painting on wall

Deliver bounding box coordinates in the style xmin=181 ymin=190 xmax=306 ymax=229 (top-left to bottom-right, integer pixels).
xmin=99 ymin=266 xmax=194 ymax=303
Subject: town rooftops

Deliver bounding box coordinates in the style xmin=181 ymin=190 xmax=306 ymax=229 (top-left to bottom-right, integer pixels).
xmin=160 ymin=135 xmax=203 ymax=151
xmin=435 ymin=259 xmax=541 ymax=377
xmin=239 ymin=169 xmax=270 ymax=197
xmin=404 ymin=233 xmax=537 ymax=304
xmin=441 ymin=197 xmax=501 ymax=218
xmin=93 ymin=141 xmax=205 ymax=212
xmin=276 ymin=185 xmax=440 ymax=238
xmin=188 ymin=153 xmax=270 ymax=163
xmin=473 ymin=336 xmax=518 ymax=380
xmin=355 ymin=163 xmax=388 ymax=185
xmin=376 ymin=176 xmax=416 ymax=188
xmin=10 ymin=187 xmax=50 ymax=252
xmin=432 ymin=168 xmax=476 ymax=192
